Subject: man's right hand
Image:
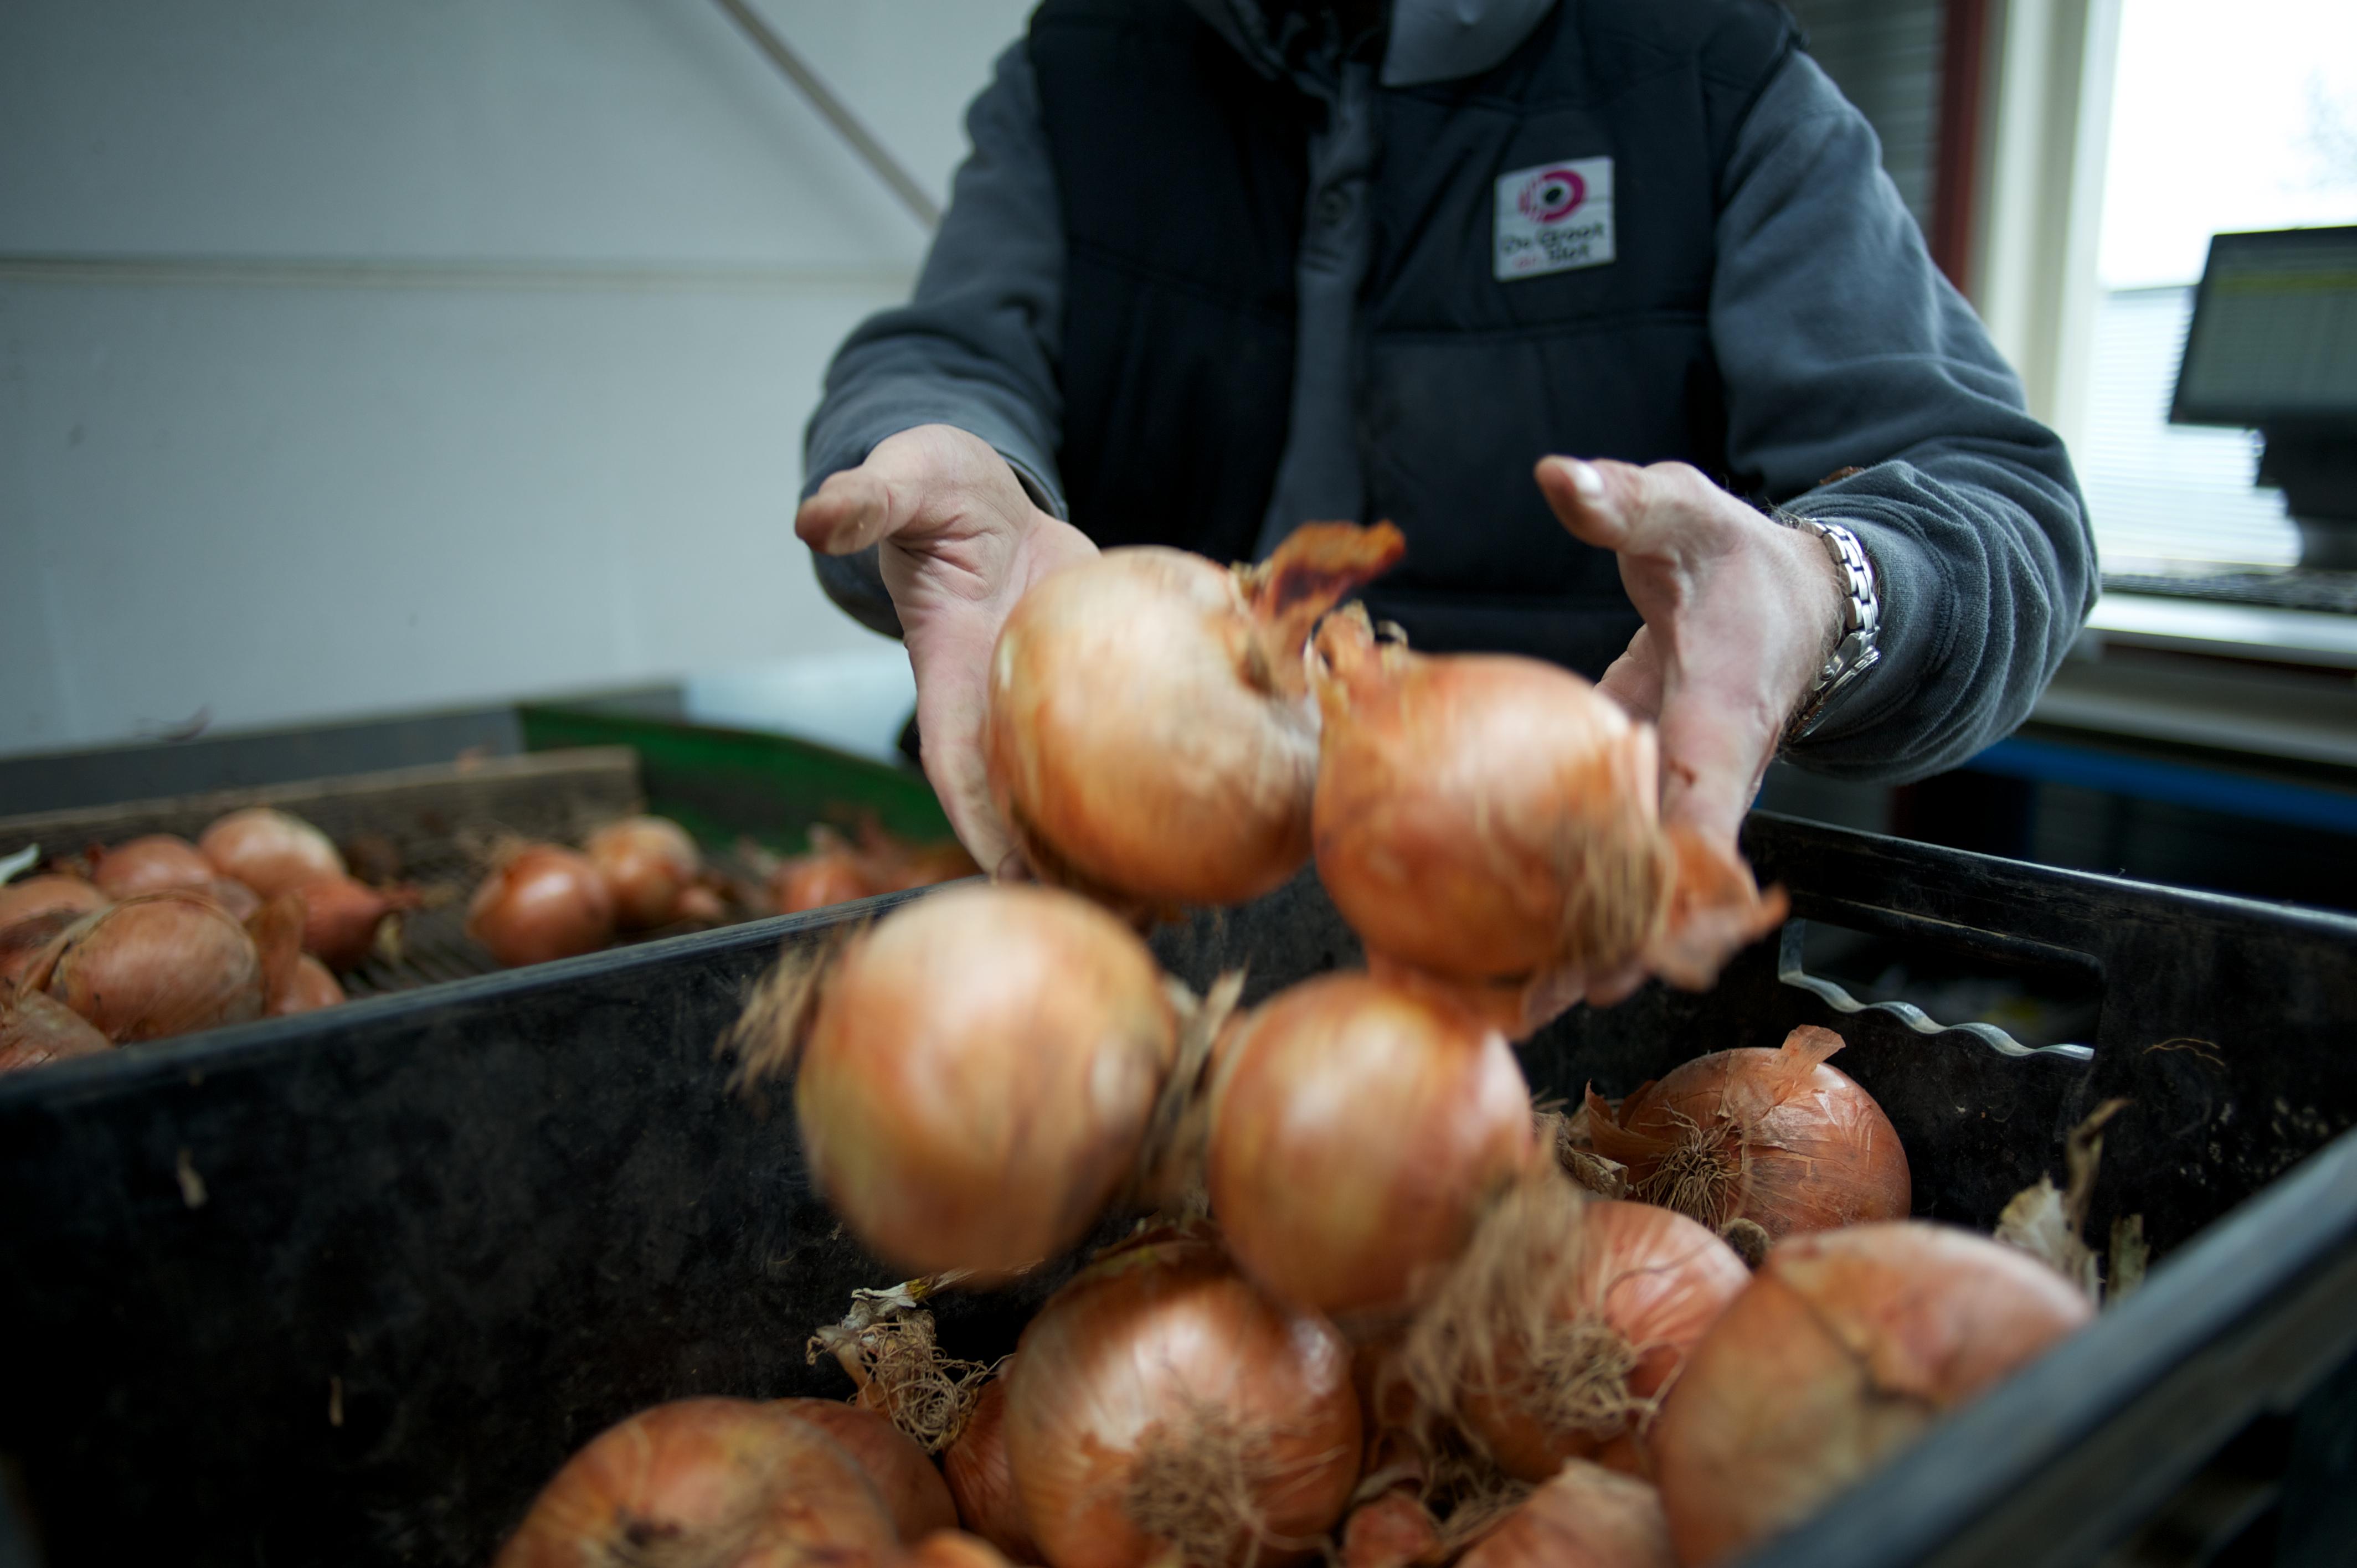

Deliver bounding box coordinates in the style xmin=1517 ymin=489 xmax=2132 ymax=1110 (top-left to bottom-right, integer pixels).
xmin=796 ymin=425 xmax=1098 ymax=875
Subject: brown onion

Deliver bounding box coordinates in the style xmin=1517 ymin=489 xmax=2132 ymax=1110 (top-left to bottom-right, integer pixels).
xmin=271 ymin=954 xmax=346 ymax=1015
xmin=1461 ymin=1459 xmax=1674 ymax=1568
xmin=1340 ymin=1493 xmax=1442 ymax=1568
xmin=986 ymin=522 xmax=1403 ymax=907
xmin=1003 ymin=1231 xmax=1361 ymax=1568
xmin=773 ymin=1398 xmax=958 ymax=1543
xmin=495 ymin=1397 xmax=900 ymax=1567
xmin=905 ymin=1533 xmax=1020 ymax=1568
xmin=1587 ymin=1026 xmax=1911 ymax=1239
xmin=1207 ymin=972 xmax=1536 ymax=1318
xmin=1413 ymin=1182 xmax=1749 ymax=1483
xmin=764 ymin=883 xmax=1176 ymax=1276
xmin=296 ymin=875 xmax=418 ymax=970
xmin=774 ymin=844 xmax=887 ymax=914
xmin=198 ymin=807 xmax=344 ymax=897
xmin=586 ymin=816 xmax=702 ymax=929
xmin=91 ymin=835 xmax=219 ymax=899
xmin=466 ymin=844 xmax=615 ymax=967
xmin=24 ymin=890 xmax=266 ymax=1041
xmin=0 ymin=874 xmax=108 ymax=931
xmin=1653 ymin=1222 xmax=2093 ymax=1565
xmin=1 ymin=989 xmax=114 ymax=1073
xmin=943 ymin=1373 xmax=1037 ymax=1563
xmin=1309 ymin=606 xmax=1785 ymax=1029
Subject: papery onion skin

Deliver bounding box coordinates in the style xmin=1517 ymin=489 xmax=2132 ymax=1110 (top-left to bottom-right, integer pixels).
xmin=773 ymin=1398 xmax=959 ymax=1543
xmin=495 ymin=1397 xmax=900 ymax=1568
xmin=943 ymin=1374 xmax=1039 ymax=1563
xmin=92 ymin=835 xmax=220 ymax=900
xmin=25 ymin=891 xmax=266 ymax=1042
xmin=1207 ymin=972 xmax=1536 ymax=1319
xmin=198 ymin=807 xmax=345 ymax=898
xmin=1460 ymin=1459 xmax=1674 ymax=1568
xmin=271 ymin=954 xmax=346 ymax=1016
xmin=1653 ymin=1222 xmax=2093 ymax=1567
xmin=586 ymin=816 xmax=702 ymax=930
xmin=1587 ymin=1027 xmax=1911 ymax=1239
xmin=0 ymin=874 xmax=109 ymax=931
xmin=1 ymin=989 xmax=115 ymax=1073
xmin=297 ymin=875 xmax=415 ymax=971
xmin=793 ymin=884 xmax=1176 ymax=1276
xmin=466 ymin=845 xmax=616 ymax=968
xmin=1003 ymin=1232 xmax=1362 ymax=1568
xmin=985 ymin=524 xmax=1403 ymax=909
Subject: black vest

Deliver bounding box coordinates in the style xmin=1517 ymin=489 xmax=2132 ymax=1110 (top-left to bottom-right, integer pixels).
xmin=1028 ymin=0 xmax=1799 ymax=674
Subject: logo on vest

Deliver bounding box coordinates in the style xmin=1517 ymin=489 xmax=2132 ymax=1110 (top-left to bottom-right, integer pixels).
xmin=1494 ymin=157 xmax=1615 ymax=281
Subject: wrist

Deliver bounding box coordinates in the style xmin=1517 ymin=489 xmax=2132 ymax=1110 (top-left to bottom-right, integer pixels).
xmin=1777 ymin=518 xmax=1882 ymax=744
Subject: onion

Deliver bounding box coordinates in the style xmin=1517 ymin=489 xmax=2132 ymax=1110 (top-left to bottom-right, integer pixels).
xmin=1586 ymin=1026 xmax=1911 ymax=1239
xmin=23 ymin=890 xmax=266 ymax=1041
xmin=1340 ymin=1493 xmax=1442 ymax=1568
xmin=198 ymin=807 xmax=345 ymax=897
xmin=296 ymin=875 xmax=418 ymax=970
xmin=466 ymin=844 xmax=615 ymax=967
xmin=1402 ymin=1177 xmax=1749 ymax=1484
xmin=495 ymin=1397 xmax=900 ymax=1567
xmin=905 ymin=1533 xmax=1020 ymax=1568
xmin=879 ymin=838 xmax=982 ymax=893
xmin=271 ymin=954 xmax=346 ymax=1016
xmin=1460 ymin=1460 xmax=1675 ymax=1568
xmin=1653 ymin=1223 xmax=2093 ymax=1566
xmin=773 ymin=1399 xmax=958 ymax=1543
xmin=943 ymin=1373 xmax=1038 ymax=1563
xmin=774 ymin=844 xmax=886 ymax=914
xmin=91 ymin=835 xmax=219 ymax=899
xmin=0 ymin=874 xmax=108 ymax=930
xmin=1 ymin=989 xmax=114 ymax=1073
xmin=1309 ymin=606 xmax=1785 ymax=1028
xmin=586 ymin=816 xmax=702 ymax=930
xmin=749 ymin=883 xmax=1176 ymax=1276
xmin=985 ymin=522 xmax=1403 ymax=907
xmin=1003 ymin=1230 xmax=1362 ymax=1568
xmin=1206 ymin=972 xmax=1536 ymax=1319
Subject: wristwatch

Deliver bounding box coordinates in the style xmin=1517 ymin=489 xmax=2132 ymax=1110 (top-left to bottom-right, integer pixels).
xmin=1783 ymin=519 xmax=1881 ymax=744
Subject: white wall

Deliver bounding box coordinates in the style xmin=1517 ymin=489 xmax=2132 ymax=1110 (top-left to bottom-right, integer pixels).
xmin=0 ymin=0 xmax=1033 ymax=757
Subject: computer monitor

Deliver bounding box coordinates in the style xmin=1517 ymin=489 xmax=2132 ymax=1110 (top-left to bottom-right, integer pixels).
xmin=2171 ymin=225 xmax=2357 ymax=432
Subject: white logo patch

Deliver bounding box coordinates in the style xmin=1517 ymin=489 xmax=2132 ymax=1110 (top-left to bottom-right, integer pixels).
xmin=1494 ymin=157 xmax=1615 ymax=281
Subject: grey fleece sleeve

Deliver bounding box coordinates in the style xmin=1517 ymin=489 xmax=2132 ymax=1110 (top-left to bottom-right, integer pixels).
xmin=1713 ymin=51 xmax=2096 ymax=782
xmin=801 ymin=40 xmax=1068 ymax=637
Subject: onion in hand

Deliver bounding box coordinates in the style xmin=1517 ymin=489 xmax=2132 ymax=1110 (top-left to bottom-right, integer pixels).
xmin=986 ymin=521 xmax=1403 ymax=908
xmin=466 ymin=844 xmax=615 ymax=968
xmin=1004 ymin=1230 xmax=1361 ymax=1568
xmin=22 ymin=890 xmax=266 ymax=1041
xmin=1652 ymin=1221 xmax=2092 ymax=1565
xmin=1586 ymin=1026 xmax=1911 ymax=1239
xmin=586 ymin=816 xmax=703 ymax=929
xmin=1207 ymin=972 xmax=1536 ymax=1319
xmin=198 ymin=807 xmax=344 ymax=898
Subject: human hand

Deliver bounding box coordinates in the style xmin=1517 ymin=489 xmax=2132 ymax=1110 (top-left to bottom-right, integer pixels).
xmin=797 ymin=425 xmax=1098 ymax=874
xmin=1535 ymin=456 xmax=1847 ymax=850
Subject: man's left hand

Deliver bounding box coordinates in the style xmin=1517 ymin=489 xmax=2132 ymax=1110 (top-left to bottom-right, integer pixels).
xmin=1535 ymin=455 xmax=1849 ymax=849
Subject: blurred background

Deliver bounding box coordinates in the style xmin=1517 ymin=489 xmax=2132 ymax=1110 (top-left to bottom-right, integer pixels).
xmin=4 ymin=0 xmax=2356 ymax=906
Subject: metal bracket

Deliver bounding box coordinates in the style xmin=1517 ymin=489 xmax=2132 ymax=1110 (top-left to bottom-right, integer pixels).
xmin=1776 ymin=920 xmax=2095 ymax=1062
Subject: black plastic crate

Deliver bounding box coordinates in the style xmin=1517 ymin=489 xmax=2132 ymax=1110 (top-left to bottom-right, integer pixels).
xmin=4 ymin=814 xmax=2357 ymax=1566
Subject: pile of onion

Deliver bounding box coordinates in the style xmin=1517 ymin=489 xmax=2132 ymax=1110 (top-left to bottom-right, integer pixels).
xmin=1 ymin=988 xmax=114 ymax=1073
xmin=495 ymin=1397 xmax=900 ymax=1567
xmin=1206 ymin=972 xmax=1536 ymax=1320
xmin=1460 ymin=1459 xmax=1675 ymax=1568
xmin=1586 ymin=1026 xmax=1911 ymax=1239
xmin=1402 ymin=1174 xmax=1750 ymax=1483
xmin=466 ymin=844 xmax=615 ymax=968
xmin=770 ymin=1398 xmax=958 ymax=1543
xmin=1308 ymin=605 xmax=1786 ymax=1031
xmin=1003 ymin=1229 xmax=1361 ymax=1567
xmin=1652 ymin=1221 xmax=2093 ymax=1565
xmin=943 ymin=1368 xmax=1038 ymax=1562
xmin=20 ymin=889 xmax=268 ymax=1041
xmin=198 ymin=807 xmax=344 ymax=897
xmin=585 ymin=816 xmax=707 ymax=930
xmin=985 ymin=520 xmax=1403 ymax=908
xmin=734 ymin=882 xmax=1176 ymax=1277
xmin=0 ymin=875 xmax=109 ymax=986
xmin=770 ymin=824 xmax=980 ymax=916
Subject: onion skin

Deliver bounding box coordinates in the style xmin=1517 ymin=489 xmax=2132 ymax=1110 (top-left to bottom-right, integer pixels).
xmin=1587 ymin=1027 xmax=1911 ymax=1239
xmin=0 ymin=874 xmax=109 ymax=931
xmin=1 ymin=989 xmax=115 ymax=1073
xmin=792 ymin=883 xmax=1176 ymax=1276
xmin=773 ymin=1399 xmax=958 ymax=1543
xmin=198 ymin=807 xmax=345 ymax=898
xmin=986 ymin=523 xmax=1403 ymax=908
xmin=1652 ymin=1223 xmax=2094 ymax=1566
xmin=1460 ymin=1459 xmax=1674 ymax=1568
xmin=271 ymin=954 xmax=346 ymax=1016
xmin=586 ymin=816 xmax=702 ymax=930
xmin=1340 ymin=1493 xmax=1441 ymax=1568
xmin=943 ymin=1375 xmax=1038 ymax=1563
xmin=1309 ymin=607 xmax=1785 ymax=1025
xmin=1003 ymin=1232 xmax=1362 ymax=1568
xmin=1207 ymin=972 xmax=1536 ymax=1319
xmin=1456 ymin=1198 xmax=1751 ymax=1483
xmin=296 ymin=875 xmax=416 ymax=971
xmin=466 ymin=845 xmax=616 ymax=968
xmin=906 ymin=1533 xmax=1020 ymax=1568
xmin=24 ymin=890 xmax=266 ymax=1042
xmin=495 ymin=1397 xmax=900 ymax=1568
xmin=91 ymin=835 xmax=219 ymax=899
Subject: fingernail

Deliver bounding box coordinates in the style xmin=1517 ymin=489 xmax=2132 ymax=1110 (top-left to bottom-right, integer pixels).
xmin=1566 ymin=460 xmax=1605 ymax=502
